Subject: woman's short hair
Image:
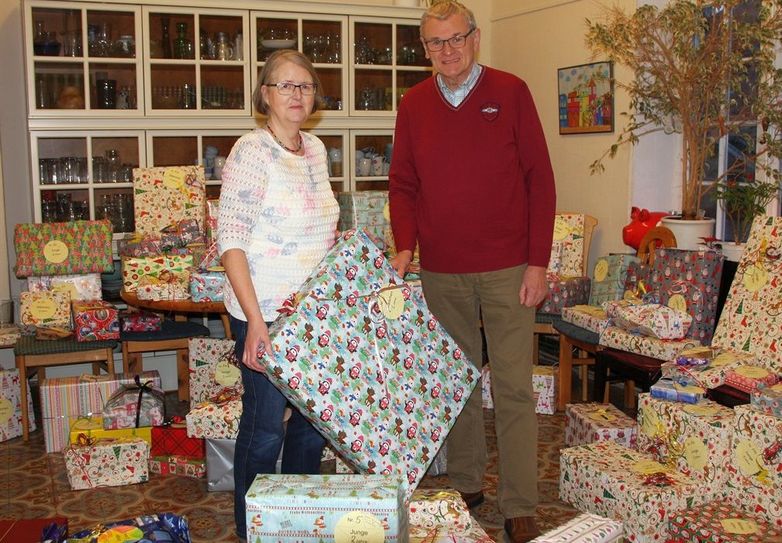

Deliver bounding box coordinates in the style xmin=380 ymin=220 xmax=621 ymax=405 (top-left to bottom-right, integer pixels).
xmin=252 ymin=49 xmax=322 ymax=115
xmin=420 ymin=0 xmax=477 ymax=36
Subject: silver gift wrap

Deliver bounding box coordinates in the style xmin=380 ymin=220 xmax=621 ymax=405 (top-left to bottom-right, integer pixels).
xmin=206 ymin=438 xmax=235 ymax=492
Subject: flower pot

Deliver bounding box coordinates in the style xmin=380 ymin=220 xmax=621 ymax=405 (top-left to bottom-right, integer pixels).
xmin=660 ymin=216 xmax=715 ymax=251
xmin=719 ymin=242 xmax=745 ymax=262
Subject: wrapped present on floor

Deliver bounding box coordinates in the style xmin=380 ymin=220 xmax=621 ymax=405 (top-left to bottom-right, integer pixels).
xmin=188 ymin=337 xmax=240 ymax=409
xmin=724 ymin=365 xmax=779 ymax=393
xmin=102 ymin=376 xmax=165 ymax=429
xmin=637 ymin=394 xmax=734 ymax=502
xmin=133 ymin=165 xmax=205 ymax=238
xmin=136 ymin=273 xmax=191 ymax=301
xmin=246 ymin=474 xmax=407 ymax=542
xmin=726 ymin=404 xmax=782 ymax=529
xmin=72 ymin=299 xmax=119 ymax=342
xmin=149 ymin=454 xmax=206 ymax=478
xmin=751 ymin=382 xmax=782 ymax=418
xmin=0 ymin=325 xmax=21 ymax=348
xmin=119 ymin=309 xmax=163 ymax=332
xmin=0 ymin=369 xmax=36 ymax=442
xmin=121 ymin=254 xmax=193 ymax=293
xmin=186 ymin=399 xmax=241 ymax=439
xmin=662 ymin=347 xmax=762 ymax=389
xmin=27 ymin=273 xmax=102 ymax=301
xmin=20 ymin=290 xmax=71 ymax=329
xmin=0 ymin=518 xmax=67 ymax=543
xmin=40 ymin=371 xmax=161 ymax=453
xmin=68 ymin=513 xmax=191 ymax=542
xmin=337 ymin=190 xmax=389 ymax=248
xmin=562 ymin=305 xmax=611 ymax=334
xmin=599 ymin=326 xmax=700 ymax=360
xmin=13 ymin=220 xmax=114 ymax=278
xmin=63 ymin=436 xmax=149 ymax=490
xmin=668 ymin=500 xmax=781 ymax=542
xmin=549 ymin=213 xmax=586 ymax=277
xmin=69 ymin=415 xmax=153 ymax=446
xmin=712 ymin=216 xmax=782 ymax=374
xmin=533 ymin=365 xmax=557 ymax=415
xmin=151 ymin=420 xmax=205 ymax=459
xmin=612 ymin=303 xmax=692 ymax=340
xmin=538 ymin=274 xmax=591 ymax=315
xmin=530 ymin=512 xmax=624 ymax=543
xmin=206 ymin=437 xmax=235 ymax=491
xmin=559 ymin=440 xmax=704 ymax=543
xmin=564 ymin=402 xmax=637 ymax=448
xmin=189 ymin=270 xmax=225 ymax=302
xmin=409 ymin=488 xmax=493 ymax=542
xmin=649 ymin=378 xmax=705 ymax=404
xmin=481 ymin=364 xmax=493 ymax=409
xmin=263 ymin=230 xmax=478 ymax=497
xmin=589 ymin=254 xmax=641 ymax=307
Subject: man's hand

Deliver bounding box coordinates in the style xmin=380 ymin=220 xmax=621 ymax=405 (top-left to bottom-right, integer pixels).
xmin=519 ymin=265 xmax=548 ymax=307
xmin=390 ymin=249 xmax=413 ymax=278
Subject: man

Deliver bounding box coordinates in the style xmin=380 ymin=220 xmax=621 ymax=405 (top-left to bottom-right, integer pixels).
xmin=388 ymin=2 xmax=556 ymax=542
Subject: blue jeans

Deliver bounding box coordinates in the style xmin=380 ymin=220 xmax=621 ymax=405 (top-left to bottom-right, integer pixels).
xmin=231 ymin=316 xmax=325 ymax=538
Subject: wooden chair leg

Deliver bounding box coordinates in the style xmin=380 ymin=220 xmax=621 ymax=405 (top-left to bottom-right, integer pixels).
xmin=176 ymin=348 xmax=189 ymax=402
xmin=533 ymin=334 xmax=540 ymax=365
xmin=37 ymin=366 xmax=46 ymax=382
xmin=220 ymin=314 xmax=232 ymax=340
xmin=105 ymin=347 xmax=116 ymax=376
xmin=16 ymin=355 xmax=29 ymax=442
xmin=580 ymin=365 xmax=589 ymax=401
xmin=625 ymin=380 xmax=636 ymax=409
xmin=557 ymin=334 xmax=573 ymax=411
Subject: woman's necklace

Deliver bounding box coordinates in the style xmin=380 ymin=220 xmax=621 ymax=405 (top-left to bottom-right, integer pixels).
xmin=266 ymin=123 xmax=302 ymax=154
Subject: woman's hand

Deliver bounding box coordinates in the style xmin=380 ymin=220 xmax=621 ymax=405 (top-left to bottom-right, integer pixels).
xmin=242 ymin=319 xmax=273 ymax=372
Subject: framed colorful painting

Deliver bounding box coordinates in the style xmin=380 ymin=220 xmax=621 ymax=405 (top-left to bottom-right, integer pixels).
xmin=557 ymin=61 xmax=614 ymax=135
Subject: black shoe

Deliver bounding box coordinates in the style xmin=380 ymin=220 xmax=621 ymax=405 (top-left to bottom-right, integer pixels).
xmin=458 ymin=489 xmax=485 ymax=509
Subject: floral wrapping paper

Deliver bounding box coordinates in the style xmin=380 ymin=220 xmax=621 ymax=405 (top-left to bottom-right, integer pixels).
xmin=667 ymin=500 xmax=782 ymax=542
xmin=187 ymin=338 xmax=240 ymax=409
xmin=13 ymin=220 xmax=114 ymax=278
xmin=121 ymin=254 xmax=193 ymax=293
xmin=564 ymin=402 xmax=637 ymax=448
xmin=133 ymin=165 xmax=205 ymax=238
xmin=0 ymin=369 xmax=36 ymax=442
xmin=559 ymin=440 xmax=704 ymax=543
xmin=63 ymin=437 xmax=149 ymax=490
xmin=19 ymin=290 xmax=71 ymax=328
xmin=69 ymin=415 xmax=153 ymax=446
xmin=263 ymin=230 xmax=478 ymax=497
xmin=102 ymin=380 xmax=165 ymax=429
xmin=149 ymin=454 xmax=206 ymax=478
xmin=119 ymin=310 xmax=162 ymax=332
xmin=538 ymin=274 xmax=591 ymax=315
xmin=599 ymin=326 xmax=700 ymax=360
xmin=661 ymin=347 xmax=762 ymax=389
xmin=636 ymin=394 xmax=734 ymax=502
xmin=408 ymin=489 xmax=494 ymax=543
xmin=589 ymin=254 xmax=641 ymax=307
xmin=71 ymin=300 xmax=119 ymax=342
xmin=27 ymin=273 xmax=102 ymax=301
xmin=613 ymin=304 xmax=693 ymax=340
xmin=189 ymin=270 xmax=225 ymax=302
xmin=136 ymin=274 xmax=191 ymax=301
xmin=726 ymin=404 xmax=782 ymax=529
xmin=648 ymin=379 xmax=705 ymax=404
xmin=337 ymin=190 xmax=389 ymax=249
xmin=245 ymin=474 xmax=407 ymax=542
xmin=533 ymin=365 xmax=557 ymax=415
xmin=562 ymin=305 xmax=612 ymax=334
xmin=151 ymin=424 xmax=205 ymax=459
xmin=530 ymin=512 xmax=624 ymax=543
xmin=481 ymin=364 xmax=493 ymax=409
xmin=750 ymin=382 xmax=782 ymax=418
xmin=185 ymin=400 xmax=241 ymax=439
xmin=40 ymin=371 xmax=160 ymax=453
xmin=549 ymin=213 xmax=586 ymax=277
xmin=712 ymin=216 xmax=782 ymax=374
xmin=724 ymin=365 xmax=780 ymax=393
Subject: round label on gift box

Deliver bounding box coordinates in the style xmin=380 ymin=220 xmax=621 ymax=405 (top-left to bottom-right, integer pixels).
xmin=683 ymin=436 xmax=708 ymax=472
xmin=735 ymin=439 xmax=764 ymax=477
xmin=594 ymin=259 xmax=609 ymax=282
xmin=0 ymin=398 xmax=13 ymax=425
xmin=43 ymin=240 xmax=69 ymax=263
xmin=734 ymin=366 xmax=771 ymax=379
xmin=53 ymin=282 xmax=78 ymax=300
xmin=163 ymin=167 xmax=186 ymax=190
xmin=552 ymin=216 xmax=569 ymax=241
xmin=743 ymin=264 xmax=768 ymax=292
xmin=682 ymin=404 xmax=720 ymax=417
xmin=712 ymin=352 xmax=736 ymax=367
xmin=720 ymin=518 xmax=759 ymax=534
xmin=29 ymin=297 xmax=57 ymax=320
xmin=640 ymin=407 xmax=661 ymax=437
xmin=214 ymin=359 xmax=241 ymax=386
xmin=334 ymin=511 xmax=384 ymax=543
xmin=667 ymin=294 xmax=688 ymax=313
xmin=631 ymin=459 xmax=667 ymax=475
xmin=378 ymin=289 xmax=404 ymax=320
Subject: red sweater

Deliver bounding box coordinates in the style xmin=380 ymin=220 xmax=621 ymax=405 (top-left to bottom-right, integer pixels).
xmin=389 ymin=66 xmax=556 ymax=273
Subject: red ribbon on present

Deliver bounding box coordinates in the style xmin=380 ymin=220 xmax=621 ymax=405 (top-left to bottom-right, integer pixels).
xmin=210 ymin=386 xmax=241 ymax=405
xmin=642 ymin=472 xmax=676 ymax=487
xmin=75 ymin=432 xmax=96 ymax=447
xmin=277 ymin=293 xmax=303 ymax=316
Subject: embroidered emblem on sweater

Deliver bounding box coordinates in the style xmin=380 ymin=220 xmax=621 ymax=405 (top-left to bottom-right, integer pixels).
xmin=480 ymin=102 xmax=500 ymax=121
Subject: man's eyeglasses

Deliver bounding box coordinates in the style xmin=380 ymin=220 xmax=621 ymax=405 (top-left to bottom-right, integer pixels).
xmin=423 ymin=27 xmax=476 ymax=52
xmin=265 ymin=82 xmax=318 ymax=95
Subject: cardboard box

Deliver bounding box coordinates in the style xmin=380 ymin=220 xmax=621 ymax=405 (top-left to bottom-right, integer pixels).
xmin=409 ymin=488 xmax=493 ymax=543
xmin=27 ymin=273 xmax=102 ymax=301
xmin=533 ymin=365 xmax=557 ymax=415
xmin=562 ymin=305 xmax=611 ymax=334
xmin=19 ymin=290 xmax=71 ymax=329
xmin=151 ymin=423 xmax=205 ymax=458
xmin=121 ymin=254 xmax=193 ymax=293
xmin=663 ymin=347 xmax=761 ymax=389
xmin=186 ymin=399 xmax=241 ymax=440
xmin=189 ymin=270 xmax=225 ymax=302
xmin=69 ymin=415 xmax=152 ymax=446
xmin=149 ymin=454 xmax=206 ymax=478
xmin=538 ymin=275 xmax=591 ymax=315
xmin=612 ymin=303 xmax=692 ymax=340
xmin=548 ymin=213 xmax=586 ymax=277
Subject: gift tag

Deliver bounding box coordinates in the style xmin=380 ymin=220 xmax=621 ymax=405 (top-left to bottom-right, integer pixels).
xmin=682 ymin=404 xmax=720 ymax=417
xmin=734 ymin=366 xmax=771 ymax=379
xmin=163 ymin=167 xmax=187 ymax=190
xmin=43 ymin=239 xmax=69 ymax=264
xmin=29 ymin=296 xmax=57 ymax=320
xmin=743 ymin=264 xmax=768 ymax=292
xmin=735 ymin=439 xmax=764 ymax=477
xmin=631 ymin=459 xmax=667 ymax=475
xmin=383 ymin=201 xmax=390 ymax=221
xmin=712 ymin=352 xmax=736 ymax=367
xmin=720 ymin=518 xmax=759 ymax=535
xmin=0 ymin=398 xmax=13 ymax=425
xmin=53 ymin=282 xmax=78 ymax=300
xmin=667 ymin=294 xmax=688 ymax=314
xmin=334 ymin=511 xmax=384 ymax=543
xmin=594 ymin=259 xmax=609 ymax=282
xmin=377 ymin=288 xmax=404 ymax=320
xmin=214 ymin=359 xmax=241 ymax=387
xmin=552 ymin=216 xmax=570 ymax=241
xmin=640 ymin=407 xmax=661 ymax=437
xmin=683 ymin=436 xmax=708 ymax=471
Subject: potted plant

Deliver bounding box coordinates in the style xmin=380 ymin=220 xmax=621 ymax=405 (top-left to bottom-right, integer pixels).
xmin=586 ymin=0 xmax=782 ymax=249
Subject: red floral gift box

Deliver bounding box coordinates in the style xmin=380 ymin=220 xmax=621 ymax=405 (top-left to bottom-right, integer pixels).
xmin=72 ymin=300 xmax=119 ymax=342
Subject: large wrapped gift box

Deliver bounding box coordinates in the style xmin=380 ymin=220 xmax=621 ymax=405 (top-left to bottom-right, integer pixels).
xmin=649 ymin=379 xmax=705 ymax=404
xmin=727 ymin=404 xmax=782 ymax=529
xmin=559 ymin=440 xmax=703 ymax=543
xmin=132 ymin=165 xmax=206 ymax=237
xmin=68 ymin=513 xmax=190 ymax=542
xmin=533 ymin=365 xmax=557 ymax=415
xmin=612 ymin=303 xmax=692 ymax=340
xmin=538 ymin=274 xmax=591 ymax=315
xmin=121 ymin=254 xmax=193 ymax=293
xmin=599 ymin=326 xmax=700 ymax=360
xmin=102 ymin=377 xmax=165 ymax=429
xmin=712 ymin=216 xmax=782 ymax=373
xmin=206 ymin=437 xmax=235 ymax=491
xmin=13 ymin=220 xmax=114 ymax=278
xmin=151 ymin=423 xmax=205 ymax=458
xmin=263 ymin=230 xmax=477 ymax=497
xmin=562 ymin=305 xmax=611 ymax=334
xmin=186 ymin=399 xmax=241 ymax=439
xmin=751 ymin=382 xmax=782 ymax=418
xmin=530 ymin=512 xmax=624 ymax=543
xmin=0 ymin=369 xmax=36 ymax=442
xmin=188 ymin=338 xmax=240 ymax=409
xmin=724 ymin=365 xmax=779 ymax=393
xmin=245 ymin=474 xmax=407 ymax=542
xmin=69 ymin=415 xmax=152 ymax=446
xmin=19 ymin=290 xmax=71 ymax=328
xmin=548 ymin=213 xmax=586 ymax=277
xmin=668 ymin=500 xmax=781 ymax=542
xmin=63 ymin=437 xmax=149 ymax=490
xmin=72 ymin=299 xmax=120 ymax=342
xmin=409 ymin=488 xmax=493 ymax=542
xmin=662 ymin=347 xmax=761 ymax=389
xmin=27 ymin=273 xmax=102 ymax=301
xmin=636 ymin=394 xmax=734 ymax=502
xmin=189 ymin=270 xmax=225 ymax=302
xmin=589 ymin=254 xmax=641 ymax=306
xmin=40 ymin=371 xmax=161 ymax=453
xmin=336 ymin=190 xmax=389 ymax=248
xmin=564 ymin=402 xmax=637 ymax=448
xmin=149 ymin=454 xmax=206 ymax=478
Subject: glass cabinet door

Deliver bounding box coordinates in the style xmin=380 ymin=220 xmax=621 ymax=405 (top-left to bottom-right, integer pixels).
xmin=311 ymin=130 xmax=348 ymax=193
xmin=351 ymin=130 xmax=393 ymax=191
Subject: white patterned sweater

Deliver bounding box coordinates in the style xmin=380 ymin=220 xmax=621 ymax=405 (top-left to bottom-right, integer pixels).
xmin=217 ymin=128 xmax=339 ymax=321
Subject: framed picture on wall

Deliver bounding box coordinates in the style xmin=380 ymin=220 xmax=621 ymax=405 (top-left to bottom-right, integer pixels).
xmin=557 ymin=61 xmax=614 ymax=135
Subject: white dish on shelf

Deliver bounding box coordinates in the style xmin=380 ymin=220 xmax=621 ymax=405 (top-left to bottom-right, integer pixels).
xmin=261 ymin=39 xmax=296 ymax=49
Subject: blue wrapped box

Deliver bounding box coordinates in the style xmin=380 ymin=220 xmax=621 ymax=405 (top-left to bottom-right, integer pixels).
xmin=588 ymin=254 xmax=640 ymax=306
xmin=189 ymin=270 xmax=225 ymax=302
xmin=649 ymin=378 xmax=705 ymax=404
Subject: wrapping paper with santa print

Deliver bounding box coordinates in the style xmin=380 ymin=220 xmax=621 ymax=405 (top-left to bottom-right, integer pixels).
xmin=636 ymin=394 xmax=734 ymax=503
xmin=185 ymin=399 xmax=241 ymax=439
xmin=72 ymin=299 xmax=119 ymax=342
xmin=121 ymin=254 xmax=193 ymax=293
xmin=662 ymin=347 xmax=763 ymax=389
xmin=751 ymin=382 xmax=782 ymax=418
xmin=63 ymin=437 xmax=149 ymax=490
xmin=564 ymin=402 xmax=637 ymax=448
xmin=102 ymin=378 xmax=165 ymax=429
xmin=548 ymin=213 xmax=586 ymax=277
xmin=149 ymin=454 xmax=206 ymax=478
xmin=263 ymin=229 xmax=478 ymax=498
xmin=589 ymin=254 xmax=641 ymax=306
xmin=598 ymin=326 xmax=700 ymax=360
xmin=187 ymin=338 xmax=240 ymax=409
xmin=727 ymin=404 xmax=782 ymax=530
xmin=189 ymin=270 xmax=225 ymax=302
xmin=538 ymin=274 xmax=591 ymax=315
xmin=533 ymin=365 xmax=557 ymax=415
xmin=562 ymin=305 xmax=612 ymax=334
xmin=530 ymin=512 xmax=624 ymax=543
xmin=132 ymin=165 xmax=205 ymax=238
xmin=724 ymin=365 xmax=780 ymax=393
xmin=408 ymin=489 xmax=494 ymax=543
xmin=27 ymin=273 xmax=102 ymax=301
xmin=559 ymin=440 xmax=704 ymax=543
xmin=668 ymin=499 xmax=782 ymax=543
xmin=603 ymin=298 xmax=644 ymax=319
xmin=712 ymin=216 xmax=782 ymax=374
xmin=20 ymin=290 xmax=71 ymax=329
xmin=613 ymin=303 xmax=692 ymax=340
xmin=0 ymin=369 xmax=36 ymax=442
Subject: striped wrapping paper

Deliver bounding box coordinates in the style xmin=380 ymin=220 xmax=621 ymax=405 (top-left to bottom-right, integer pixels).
xmin=40 ymin=371 xmax=160 ymax=453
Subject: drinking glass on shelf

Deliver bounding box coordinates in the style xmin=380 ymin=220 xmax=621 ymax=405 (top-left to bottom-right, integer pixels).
xmin=93 ymin=156 xmax=108 ymax=182
xmin=41 ymin=200 xmax=59 ymax=223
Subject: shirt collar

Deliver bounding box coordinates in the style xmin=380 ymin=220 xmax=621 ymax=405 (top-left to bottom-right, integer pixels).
xmin=437 ymin=63 xmax=483 ymax=107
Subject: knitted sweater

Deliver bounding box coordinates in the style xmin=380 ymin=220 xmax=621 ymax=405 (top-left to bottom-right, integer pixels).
xmin=389 ymin=66 xmax=556 ymax=273
xmin=217 ymin=128 xmax=339 ymax=321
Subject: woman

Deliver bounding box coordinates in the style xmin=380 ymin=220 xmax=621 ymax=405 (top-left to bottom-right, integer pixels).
xmin=216 ymin=49 xmax=339 ymax=539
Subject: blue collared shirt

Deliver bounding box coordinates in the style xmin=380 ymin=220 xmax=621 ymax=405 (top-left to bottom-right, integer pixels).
xmin=437 ymin=63 xmax=483 ymax=106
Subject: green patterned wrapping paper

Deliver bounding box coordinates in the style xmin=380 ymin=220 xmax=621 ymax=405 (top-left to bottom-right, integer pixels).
xmin=121 ymin=254 xmax=194 ymax=293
